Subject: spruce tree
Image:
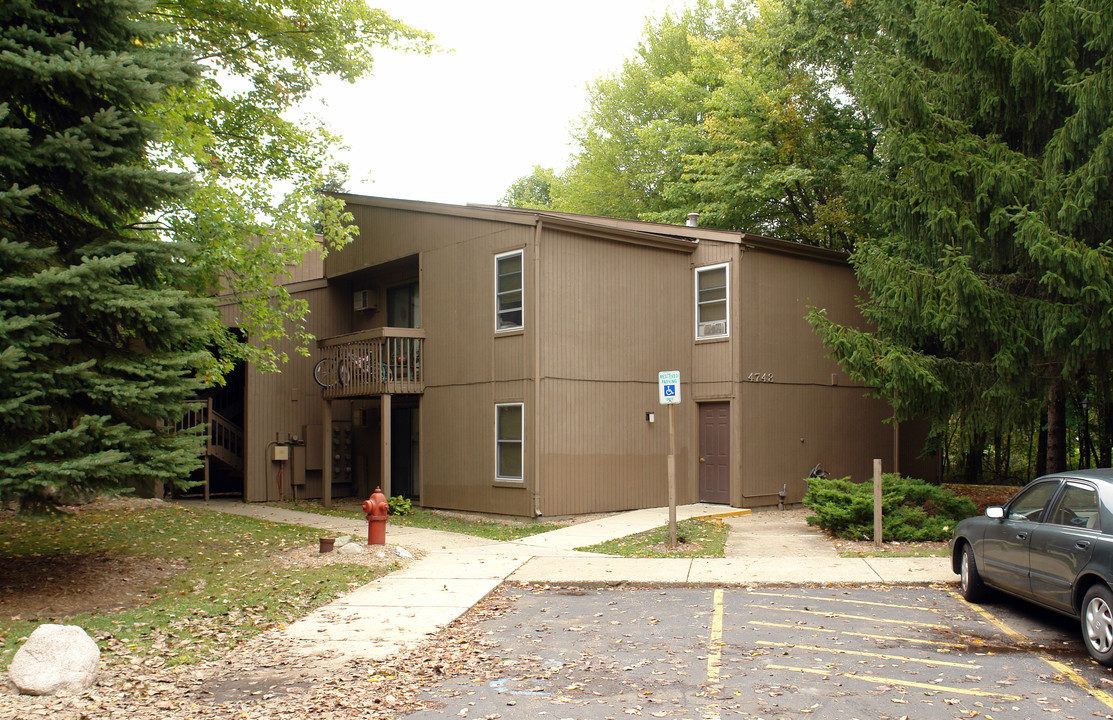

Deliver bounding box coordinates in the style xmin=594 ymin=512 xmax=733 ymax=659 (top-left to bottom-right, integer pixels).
xmin=808 ymin=0 xmax=1113 ymax=470
xmin=1 ymin=0 xmax=215 ymax=510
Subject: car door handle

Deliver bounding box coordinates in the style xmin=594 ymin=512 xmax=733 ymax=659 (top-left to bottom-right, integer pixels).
xmin=1076 ymin=541 xmax=1091 ymax=550
xmin=1016 ymin=531 xmax=1028 ymax=540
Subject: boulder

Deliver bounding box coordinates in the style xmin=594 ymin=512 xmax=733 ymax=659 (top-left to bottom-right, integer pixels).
xmin=337 ymin=541 xmax=365 ymax=555
xmin=8 ymin=624 xmax=100 ymax=696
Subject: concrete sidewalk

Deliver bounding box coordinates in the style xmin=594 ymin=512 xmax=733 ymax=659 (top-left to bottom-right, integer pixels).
xmin=178 ymin=500 xmax=957 ymax=663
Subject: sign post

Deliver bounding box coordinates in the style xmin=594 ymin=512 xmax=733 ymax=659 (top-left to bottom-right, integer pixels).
xmin=658 ymin=371 xmax=681 ymax=547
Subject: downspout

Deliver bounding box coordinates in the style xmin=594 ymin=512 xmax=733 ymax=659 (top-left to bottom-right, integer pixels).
xmin=533 ymin=219 xmax=543 ymax=517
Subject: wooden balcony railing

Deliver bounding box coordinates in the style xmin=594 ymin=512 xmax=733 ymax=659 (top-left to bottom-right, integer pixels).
xmin=316 ymin=327 xmax=425 ymax=398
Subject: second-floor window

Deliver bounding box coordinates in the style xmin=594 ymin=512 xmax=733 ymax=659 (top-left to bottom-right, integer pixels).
xmin=696 ymin=263 xmax=729 ymax=338
xmin=496 ymin=250 xmax=524 ymax=331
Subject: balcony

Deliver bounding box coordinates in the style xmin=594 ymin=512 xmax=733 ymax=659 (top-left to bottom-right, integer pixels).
xmin=316 ymin=328 xmax=425 ymax=398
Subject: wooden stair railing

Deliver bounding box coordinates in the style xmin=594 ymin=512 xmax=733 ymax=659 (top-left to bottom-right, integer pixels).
xmin=175 ymin=398 xmax=245 ymax=501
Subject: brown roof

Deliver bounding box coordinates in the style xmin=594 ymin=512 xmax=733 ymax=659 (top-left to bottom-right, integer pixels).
xmin=333 ymin=193 xmax=848 ymax=263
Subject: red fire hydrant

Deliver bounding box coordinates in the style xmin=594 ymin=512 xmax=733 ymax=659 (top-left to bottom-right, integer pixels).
xmin=362 ymin=487 xmax=389 ymax=545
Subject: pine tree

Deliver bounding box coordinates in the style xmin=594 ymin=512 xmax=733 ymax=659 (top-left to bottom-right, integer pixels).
xmin=1 ymin=0 xmax=216 ymax=510
xmin=808 ymin=0 xmax=1113 ymax=470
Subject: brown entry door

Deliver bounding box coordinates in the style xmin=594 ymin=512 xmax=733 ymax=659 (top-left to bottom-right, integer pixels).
xmin=699 ymin=402 xmax=730 ymax=504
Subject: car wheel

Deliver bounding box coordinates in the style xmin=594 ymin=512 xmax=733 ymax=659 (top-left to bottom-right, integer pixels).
xmin=1082 ymin=584 xmax=1113 ymax=667
xmin=960 ymin=544 xmax=988 ymax=602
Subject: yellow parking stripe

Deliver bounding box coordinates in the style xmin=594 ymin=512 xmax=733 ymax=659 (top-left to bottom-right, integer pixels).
xmin=708 ymin=589 xmax=724 ymax=682
xmin=761 ymin=606 xmax=946 ymax=628
xmin=704 ymin=589 xmax=725 ymax=720
xmin=951 ymin=591 xmax=1113 ymax=712
xmin=749 ymin=620 xmax=969 ymax=648
xmin=756 ymin=641 xmax=981 ymax=668
xmin=747 ymin=591 xmax=935 ymax=613
xmin=766 ymin=664 xmax=1022 ymax=701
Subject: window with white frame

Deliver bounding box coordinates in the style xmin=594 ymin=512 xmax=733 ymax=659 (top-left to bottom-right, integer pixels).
xmin=495 ymin=250 xmax=524 ymax=331
xmin=495 ymin=403 xmax=524 ymax=481
xmin=695 ymin=264 xmax=729 ymax=338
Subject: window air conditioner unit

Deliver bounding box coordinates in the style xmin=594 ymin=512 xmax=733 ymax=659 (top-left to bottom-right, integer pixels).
xmin=699 ymin=321 xmax=727 ymax=337
xmin=353 ymin=290 xmax=376 ymax=312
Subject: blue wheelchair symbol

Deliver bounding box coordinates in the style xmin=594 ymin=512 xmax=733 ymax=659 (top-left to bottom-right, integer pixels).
xmin=663 ymin=385 xmax=676 ymax=397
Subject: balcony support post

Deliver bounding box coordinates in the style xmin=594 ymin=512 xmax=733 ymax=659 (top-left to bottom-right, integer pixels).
xmin=203 ymin=397 xmax=212 ymax=502
xmin=381 ymin=393 xmax=392 ymax=497
xmin=322 ymin=396 xmax=333 ymax=507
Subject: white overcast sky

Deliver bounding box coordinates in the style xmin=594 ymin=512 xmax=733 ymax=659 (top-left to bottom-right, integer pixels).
xmin=307 ymin=0 xmax=695 ymax=206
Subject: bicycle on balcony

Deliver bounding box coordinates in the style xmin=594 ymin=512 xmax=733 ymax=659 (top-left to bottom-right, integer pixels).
xmin=312 ymin=352 xmax=370 ymax=388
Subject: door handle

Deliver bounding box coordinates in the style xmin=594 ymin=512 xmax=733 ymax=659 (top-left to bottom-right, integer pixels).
xmin=699 ymin=457 xmax=705 ymax=463
xmin=1016 ymin=532 xmax=1028 ymax=540
xmin=1076 ymin=541 xmax=1091 ymax=550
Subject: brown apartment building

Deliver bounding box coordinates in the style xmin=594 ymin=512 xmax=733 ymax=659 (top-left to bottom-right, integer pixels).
xmin=197 ymin=195 xmax=937 ymax=516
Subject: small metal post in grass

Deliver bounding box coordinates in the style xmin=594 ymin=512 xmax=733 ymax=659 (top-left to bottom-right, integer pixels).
xmin=874 ymin=458 xmax=883 ymax=548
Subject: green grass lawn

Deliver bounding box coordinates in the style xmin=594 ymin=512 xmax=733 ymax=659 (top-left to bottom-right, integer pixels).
xmin=575 ymin=517 xmax=730 ymax=558
xmin=270 ymin=499 xmax=566 ymax=541
xmin=838 ymin=545 xmax=948 ymax=558
xmin=0 ymin=501 xmax=391 ymax=670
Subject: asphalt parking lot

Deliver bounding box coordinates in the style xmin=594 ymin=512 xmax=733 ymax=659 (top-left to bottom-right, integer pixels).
xmin=404 ymin=585 xmax=1113 ymax=719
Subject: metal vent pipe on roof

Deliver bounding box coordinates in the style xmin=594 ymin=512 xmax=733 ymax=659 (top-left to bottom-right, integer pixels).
xmin=686 ymin=212 xmax=699 ymax=227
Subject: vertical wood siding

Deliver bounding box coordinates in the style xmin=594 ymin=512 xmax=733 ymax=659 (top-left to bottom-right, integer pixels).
xmin=731 ymin=248 xmax=934 ymax=507
xmin=411 ymin=213 xmax=535 ymax=516
xmin=328 ymin=203 xmax=532 ymax=278
xmin=691 ymin=241 xmax=738 ymax=401
xmin=285 ymin=245 xmax=324 ymax=284
xmin=243 ymin=285 xmax=351 ymax=502
xmin=536 ymin=230 xmax=696 ymax=516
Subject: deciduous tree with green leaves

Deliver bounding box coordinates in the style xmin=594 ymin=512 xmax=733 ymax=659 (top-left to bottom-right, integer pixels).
xmin=152 ymin=0 xmax=434 ymax=375
xmin=554 ymin=2 xmax=742 ymax=223
xmin=1 ymin=0 xmax=216 ymax=510
xmin=807 ymin=0 xmax=1113 ymax=473
xmin=507 ymin=0 xmax=871 ymax=250
xmin=499 ymin=165 xmax=558 ymax=210
xmin=658 ymin=8 xmax=873 ymax=249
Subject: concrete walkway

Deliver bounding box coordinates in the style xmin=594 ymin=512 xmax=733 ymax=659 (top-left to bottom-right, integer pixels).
xmin=179 ymin=500 xmax=956 ymax=663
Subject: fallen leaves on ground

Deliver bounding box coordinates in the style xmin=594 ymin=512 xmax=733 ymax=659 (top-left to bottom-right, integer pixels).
xmin=0 ymin=586 xmax=531 ymax=720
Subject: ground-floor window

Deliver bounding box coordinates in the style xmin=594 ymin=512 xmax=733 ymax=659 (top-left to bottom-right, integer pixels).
xmin=495 ymin=402 xmax=524 ymax=481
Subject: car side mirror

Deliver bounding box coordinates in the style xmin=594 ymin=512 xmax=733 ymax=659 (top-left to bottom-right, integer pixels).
xmin=986 ymin=506 xmax=1004 ymax=520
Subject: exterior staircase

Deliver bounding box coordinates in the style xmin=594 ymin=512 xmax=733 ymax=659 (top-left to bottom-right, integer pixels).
xmin=175 ymin=397 xmax=245 ymax=499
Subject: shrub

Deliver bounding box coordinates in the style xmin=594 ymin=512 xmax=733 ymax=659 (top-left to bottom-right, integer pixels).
xmin=803 ymin=474 xmax=976 ymax=542
xmin=387 ymin=495 xmax=413 ymax=516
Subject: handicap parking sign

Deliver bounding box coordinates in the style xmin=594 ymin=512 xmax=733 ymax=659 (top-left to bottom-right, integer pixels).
xmin=658 ymin=370 xmax=681 ymax=405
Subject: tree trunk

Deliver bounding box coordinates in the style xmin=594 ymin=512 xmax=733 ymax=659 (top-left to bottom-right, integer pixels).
xmin=1027 ymin=422 xmax=1036 ymax=479
xmin=1036 ymin=420 xmax=1048 ymax=478
xmin=1101 ymin=400 xmax=1113 ymax=469
xmin=963 ymin=436 xmax=984 ymax=483
xmin=1004 ymin=433 xmax=1012 ymax=481
xmin=1047 ymin=380 xmax=1067 ymax=474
